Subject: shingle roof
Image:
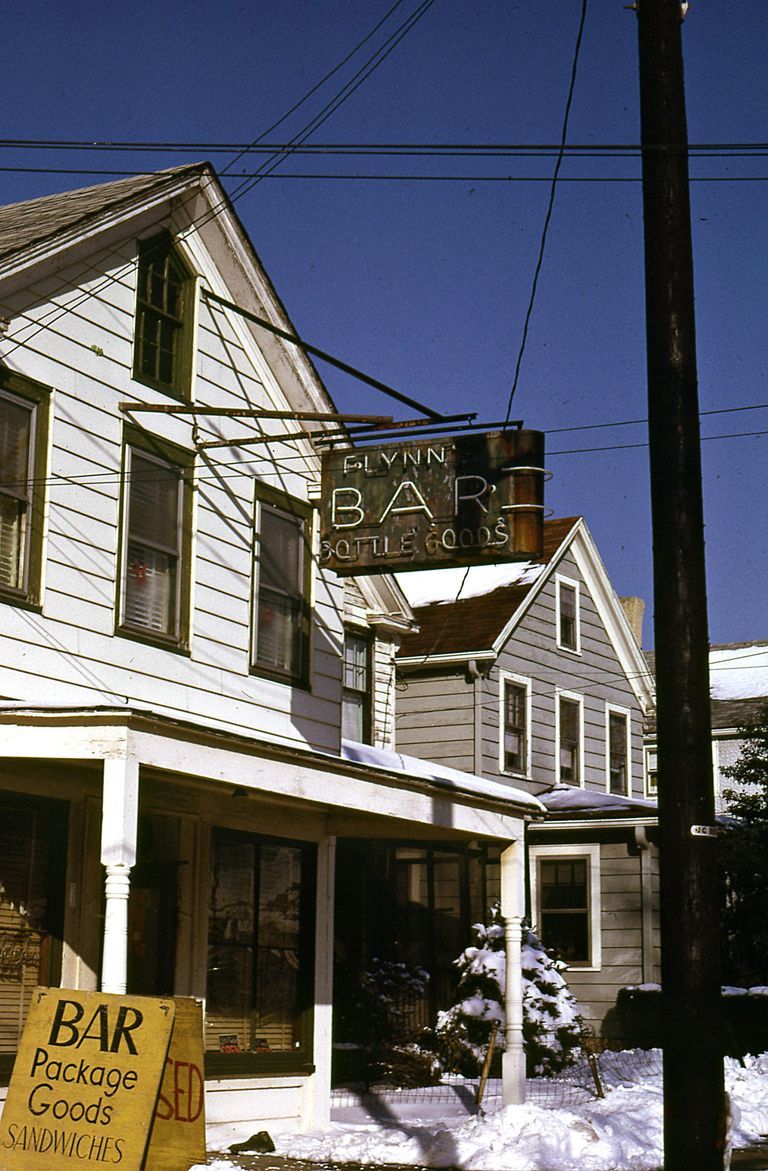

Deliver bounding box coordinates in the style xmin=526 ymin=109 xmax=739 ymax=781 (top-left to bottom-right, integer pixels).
xmin=396 ymin=516 xmax=580 ymax=659
xmin=0 ymin=163 xmax=210 ymax=263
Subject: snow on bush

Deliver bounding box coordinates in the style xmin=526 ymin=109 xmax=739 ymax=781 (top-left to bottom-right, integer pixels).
xmin=431 ymin=906 xmax=585 ymax=1076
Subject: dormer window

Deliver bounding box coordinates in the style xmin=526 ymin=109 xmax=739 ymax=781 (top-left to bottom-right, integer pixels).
xmin=133 ymin=234 xmax=193 ymax=397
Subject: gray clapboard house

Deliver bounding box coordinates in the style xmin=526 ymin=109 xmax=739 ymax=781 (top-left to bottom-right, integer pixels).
xmin=394 ymin=516 xmax=659 ymax=1037
xmin=0 ymin=163 xmax=542 ymax=1144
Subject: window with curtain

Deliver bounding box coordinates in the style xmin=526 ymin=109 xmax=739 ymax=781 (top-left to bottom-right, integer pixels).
xmin=0 ymin=376 xmax=48 ymax=606
xmin=133 ymin=234 xmax=193 ymax=396
xmin=253 ymin=495 xmax=309 ymax=683
xmin=342 ymin=630 xmax=372 ymax=742
xmin=121 ymin=445 xmax=189 ymax=644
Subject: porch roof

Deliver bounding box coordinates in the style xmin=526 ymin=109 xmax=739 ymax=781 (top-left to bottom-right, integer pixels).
xmin=0 ymin=703 xmax=534 ymax=841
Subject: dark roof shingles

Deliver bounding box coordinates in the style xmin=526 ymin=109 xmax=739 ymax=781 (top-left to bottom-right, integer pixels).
xmin=0 ymin=164 xmax=208 ymax=263
xmin=397 ymin=516 xmax=580 ymax=660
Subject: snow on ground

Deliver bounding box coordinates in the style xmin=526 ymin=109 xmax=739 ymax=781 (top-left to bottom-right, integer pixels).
xmin=193 ymin=1052 xmax=768 ymax=1171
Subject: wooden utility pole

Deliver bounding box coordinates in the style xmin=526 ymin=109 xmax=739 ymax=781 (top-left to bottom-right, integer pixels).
xmin=635 ymin=1 xmax=726 ymax=1168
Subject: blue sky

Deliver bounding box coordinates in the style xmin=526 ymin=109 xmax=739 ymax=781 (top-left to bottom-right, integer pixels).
xmin=3 ymin=0 xmax=767 ymax=647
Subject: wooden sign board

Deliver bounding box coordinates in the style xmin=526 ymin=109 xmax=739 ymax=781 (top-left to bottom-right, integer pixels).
xmin=320 ymin=429 xmax=545 ymax=575
xmin=0 ymin=988 xmax=175 ymax=1171
xmin=144 ymin=998 xmax=206 ymax=1171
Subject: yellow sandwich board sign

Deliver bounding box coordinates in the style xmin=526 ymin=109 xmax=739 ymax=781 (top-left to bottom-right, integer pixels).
xmin=0 ymin=988 xmax=175 ymax=1170
xmin=144 ymin=998 xmax=206 ymax=1171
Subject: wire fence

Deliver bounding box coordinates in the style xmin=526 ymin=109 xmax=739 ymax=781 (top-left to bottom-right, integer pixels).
xmin=331 ymin=1046 xmax=665 ymax=1114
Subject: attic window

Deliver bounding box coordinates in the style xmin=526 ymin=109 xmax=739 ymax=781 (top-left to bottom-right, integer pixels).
xmin=133 ymin=234 xmax=193 ymax=397
xmin=556 ymin=576 xmax=580 ymax=653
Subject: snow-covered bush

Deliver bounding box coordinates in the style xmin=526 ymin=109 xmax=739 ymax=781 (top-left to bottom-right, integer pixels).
xmin=428 ymin=905 xmax=585 ymax=1076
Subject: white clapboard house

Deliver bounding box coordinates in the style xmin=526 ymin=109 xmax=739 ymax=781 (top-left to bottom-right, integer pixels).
xmin=0 ymin=163 xmax=542 ymax=1143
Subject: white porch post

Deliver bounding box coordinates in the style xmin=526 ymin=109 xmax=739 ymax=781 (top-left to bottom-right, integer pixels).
xmin=500 ymin=839 xmax=526 ymax=1105
xmin=307 ymin=833 xmax=336 ymax=1130
xmin=100 ymin=755 xmax=139 ymax=995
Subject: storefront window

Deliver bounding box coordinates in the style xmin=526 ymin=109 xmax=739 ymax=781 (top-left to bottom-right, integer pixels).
xmin=0 ymin=796 xmax=67 ymax=1069
xmin=206 ymin=830 xmax=315 ymax=1071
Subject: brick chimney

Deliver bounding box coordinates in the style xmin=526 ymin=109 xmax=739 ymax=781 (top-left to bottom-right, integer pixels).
xmin=620 ymin=596 xmax=645 ymax=647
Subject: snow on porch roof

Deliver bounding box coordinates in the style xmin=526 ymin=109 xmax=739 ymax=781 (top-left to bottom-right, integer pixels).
xmin=341 ymin=740 xmax=545 ymax=814
xmin=539 ymin=782 xmax=657 ymax=818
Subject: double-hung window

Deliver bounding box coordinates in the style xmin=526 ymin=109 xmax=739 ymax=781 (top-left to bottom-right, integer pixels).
xmin=342 ymin=629 xmax=372 ymax=743
xmin=133 ymin=233 xmax=193 ymax=397
xmin=607 ymin=707 xmax=630 ymax=795
xmin=253 ymin=490 xmax=311 ymax=684
xmin=556 ymin=575 xmax=580 ymax=653
xmin=557 ymin=693 xmax=582 ymax=784
xmin=120 ymin=439 xmax=191 ymax=647
xmin=530 ymin=844 xmax=601 ymax=969
xmin=0 ymin=372 xmax=49 ymax=607
xmin=500 ymin=675 xmax=530 ymax=775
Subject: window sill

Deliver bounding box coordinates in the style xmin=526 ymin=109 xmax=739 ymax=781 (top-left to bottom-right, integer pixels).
xmin=556 ymin=643 xmax=582 ymax=657
xmin=117 ymin=625 xmax=191 ymax=656
xmin=250 ymin=664 xmax=310 ymax=691
xmin=131 ymin=368 xmax=191 ymax=403
xmin=204 ymin=1053 xmax=315 ymax=1079
xmin=0 ymin=592 xmax=42 ymax=613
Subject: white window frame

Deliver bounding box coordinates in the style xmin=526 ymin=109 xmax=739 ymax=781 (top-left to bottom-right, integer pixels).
xmin=529 ymin=842 xmax=602 ymax=971
xmin=119 ymin=443 xmax=187 ymax=645
xmin=498 ymin=671 xmax=532 ymax=777
xmin=342 ymin=625 xmax=373 ymax=744
xmin=555 ymin=573 xmax=581 ymax=654
xmin=606 ymin=703 xmax=631 ymax=795
xmin=645 ymin=745 xmax=658 ymax=797
xmin=252 ymin=490 xmax=312 ymax=684
xmin=556 ymin=690 xmax=584 ymax=786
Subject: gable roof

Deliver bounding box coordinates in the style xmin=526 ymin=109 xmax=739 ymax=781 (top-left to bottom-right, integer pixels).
xmin=395 ymin=517 xmax=580 ymax=659
xmin=0 ymin=164 xmax=209 ymax=264
xmin=396 ymin=515 xmax=655 ymax=711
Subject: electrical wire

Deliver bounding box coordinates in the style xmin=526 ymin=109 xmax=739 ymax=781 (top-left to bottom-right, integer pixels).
xmin=4 ymin=138 xmax=768 ymax=156
xmin=504 ymin=0 xmax=588 ymax=424
xmin=0 ymin=0 xmax=441 ymax=406
xmin=2 ymin=403 xmax=767 ymax=492
xmin=6 ymin=166 xmax=768 ymax=183
xmin=218 ymin=0 xmax=411 ymax=178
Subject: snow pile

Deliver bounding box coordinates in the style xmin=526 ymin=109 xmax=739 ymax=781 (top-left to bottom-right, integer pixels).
xmin=195 ymin=1051 xmax=768 ymax=1171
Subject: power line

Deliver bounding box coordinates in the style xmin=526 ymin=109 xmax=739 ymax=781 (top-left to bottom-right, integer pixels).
xmin=3 ymin=404 xmax=767 ymax=493
xmin=4 ymin=138 xmax=768 ymax=156
xmin=0 ymin=0 xmax=441 ymax=391
xmin=6 ymin=165 xmax=768 ymax=183
xmin=504 ymin=0 xmax=588 ymax=423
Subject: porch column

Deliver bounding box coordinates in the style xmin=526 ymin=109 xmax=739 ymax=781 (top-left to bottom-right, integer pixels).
xmin=100 ymin=755 xmax=139 ymax=995
xmin=308 ymin=833 xmax=336 ymax=1130
xmin=500 ymin=839 xmax=526 ymax=1105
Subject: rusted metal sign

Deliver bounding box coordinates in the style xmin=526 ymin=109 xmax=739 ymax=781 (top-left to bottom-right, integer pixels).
xmin=320 ymin=429 xmax=545 ymax=575
xmin=0 ymin=988 xmax=175 ymax=1170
